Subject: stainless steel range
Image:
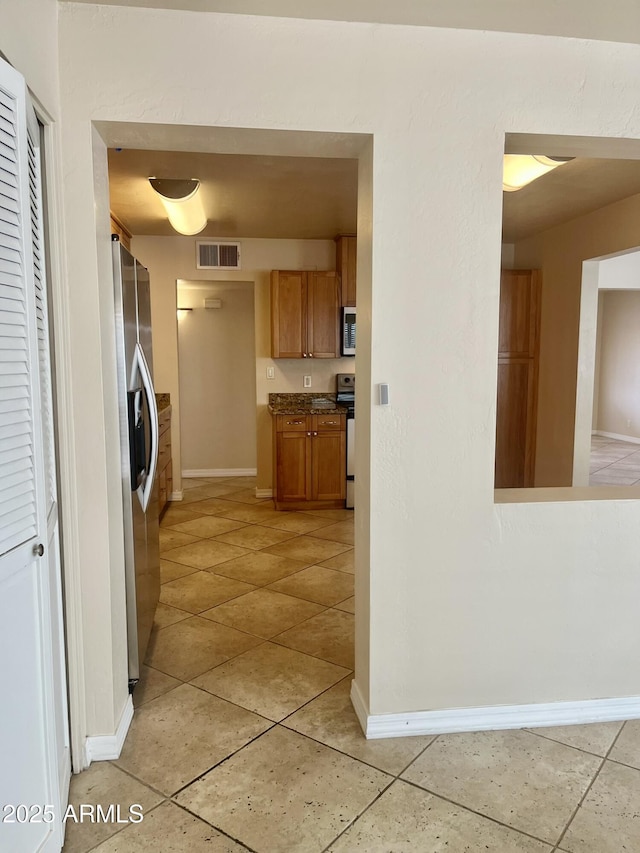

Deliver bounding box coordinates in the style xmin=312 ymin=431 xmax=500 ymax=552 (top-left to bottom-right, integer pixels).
xmin=336 ymin=373 xmax=355 ymax=509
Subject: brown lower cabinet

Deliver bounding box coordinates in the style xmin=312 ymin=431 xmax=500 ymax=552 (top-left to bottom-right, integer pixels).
xmin=157 ymin=406 xmax=173 ymax=516
xmin=273 ymin=413 xmax=346 ymax=510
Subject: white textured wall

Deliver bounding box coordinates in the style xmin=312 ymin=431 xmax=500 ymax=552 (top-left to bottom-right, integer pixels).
xmin=0 ymin=0 xmax=60 ymax=115
xmin=58 ymin=2 xmax=640 ymax=721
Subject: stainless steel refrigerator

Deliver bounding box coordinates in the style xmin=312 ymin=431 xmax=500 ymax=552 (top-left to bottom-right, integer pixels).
xmin=112 ymin=238 xmax=160 ymax=688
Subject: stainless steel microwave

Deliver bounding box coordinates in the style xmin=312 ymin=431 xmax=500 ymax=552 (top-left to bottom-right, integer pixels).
xmin=342 ymin=307 xmax=356 ymax=356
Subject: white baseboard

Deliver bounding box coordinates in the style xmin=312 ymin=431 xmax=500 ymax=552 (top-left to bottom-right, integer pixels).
xmin=593 ymin=430 xmax=640 ymax=445
xmin=169 ymin=491 xmax=183 ymax=501
xmin=255 ymin=488 xmax=273 ymax=499
xmin=85 ymin=695 xmax=134 ymax=763
xmin=350 ymin=681 xmax=640 ymax=740
xmin=182 ymin=468 xmax=257 ymax=478
xmin=350 ymin=679 xmax=369 ymax=735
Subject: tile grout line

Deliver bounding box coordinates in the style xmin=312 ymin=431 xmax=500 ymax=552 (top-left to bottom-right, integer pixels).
xmin=397 ymin=776 xmax=561 ymax=849
xmin=170 ymin=800 xmax=259 ymax=852
xmin=148 ymin=579 xmax=353 ymax=692
xmin=167 ymin=720 xmax=280 ymax=799
xmin=315 ymin=724 xmax=561 ymax=851
xmin=75 ymin=799 xmax=169 ymax=853
xmin=109 ymin=760 xmax=172 ymax=800
xmin=523 ymin=726 xmax=618 ymax=758
xmin=186 ymin=654 xmax=351 ymax=718
xmin=319 ymin=775 xmax=397 ymax=853
xmin=553 ymin=719 xmax=628 ymax=850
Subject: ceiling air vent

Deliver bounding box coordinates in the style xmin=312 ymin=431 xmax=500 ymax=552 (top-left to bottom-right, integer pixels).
xmin=196 ymin=241 xmax=241 ymax=270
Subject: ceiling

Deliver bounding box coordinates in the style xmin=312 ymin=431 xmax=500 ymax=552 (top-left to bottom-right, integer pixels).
xmin=65 ymin=0 xmax=640 ymax=46
xmin=108 ymin=148 xmax=358 ymax=239
xmin=108 ymin=147 xmax=640 ymax=243
xmin=503 ymin=158 xmax=640 ymax=242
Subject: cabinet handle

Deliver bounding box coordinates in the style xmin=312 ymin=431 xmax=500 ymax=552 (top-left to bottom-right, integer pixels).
xmin=313 ymin=431 xmax=318 ymax=436
xmin=287 ymin=419 xmax=304 ymax=425
xmin=321 ymin=420 xmax=338 ymax=425
xmin=307 ymin=431 xmax=312 ymax=436
xmin=309 ymin=353 xmax=314 ymax=357
xmin=303 ymin=353 xmax=308 ymax=357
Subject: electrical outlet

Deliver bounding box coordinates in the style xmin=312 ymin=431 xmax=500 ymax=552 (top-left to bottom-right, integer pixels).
xmin=303 ymin=375 xmax=312 ymax=388
xmin=266 ymin=366 xmax=275 ymax=380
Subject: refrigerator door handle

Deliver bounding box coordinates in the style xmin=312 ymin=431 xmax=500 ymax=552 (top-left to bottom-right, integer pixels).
xmin=131 ymin=342 xmax=158 ymax=512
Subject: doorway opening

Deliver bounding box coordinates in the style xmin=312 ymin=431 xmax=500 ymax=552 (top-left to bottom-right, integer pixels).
xmin=71 ymin=122 xmax=371 ymax=820
xmin=574 ymin=247 xmax=640 ymax=490
xmin=496 ymin=133 xmax=640 ymax=498
xmin=176 ymin=279 xmax=257 ymax=479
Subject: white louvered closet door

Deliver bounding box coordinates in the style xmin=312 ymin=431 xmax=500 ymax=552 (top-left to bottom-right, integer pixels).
xmin=0 ymin=59 xmax=68 ymax=853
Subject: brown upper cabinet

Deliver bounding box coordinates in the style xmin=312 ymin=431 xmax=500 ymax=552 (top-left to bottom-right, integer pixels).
xmin=335 ymin=235 xmax=357 ymax=306
xmin=271 ymin=270 xmax=340 ymax=358
xmin=495 ymin=269 xmax=541 ymax=489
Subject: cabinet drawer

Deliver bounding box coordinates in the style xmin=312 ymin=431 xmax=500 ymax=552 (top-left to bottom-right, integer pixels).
xmin=313 ymin=414 xmax=345 ymax=431
xmin=276 ymin=415 xmax=310 ymax=432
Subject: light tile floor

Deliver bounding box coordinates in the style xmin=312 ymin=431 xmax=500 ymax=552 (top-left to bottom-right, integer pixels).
xmin=589 ymin=434 xmax=640 ymax=485
xmin=64 ymin=477 xmax=640 ymax=852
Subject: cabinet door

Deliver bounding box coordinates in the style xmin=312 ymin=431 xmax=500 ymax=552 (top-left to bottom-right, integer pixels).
xmin=271 ymin=271 xmax=307 ymax=358
xmin=311 ymin=431 xmax=346 ymax=501
xmin=498 ymin=270 xmax=540 ymax=357
xmin=495 ymin=269 xmax=541 ymax=489
xmin=495 ymin=358 xmax=537 ymax=488
xmin=276 ymin=431 xmax=311 ymax=501
xmin=336 ymin=235 xmax=357 ymax=307
xmin=307 ymin=271 xmax=339 ymax=358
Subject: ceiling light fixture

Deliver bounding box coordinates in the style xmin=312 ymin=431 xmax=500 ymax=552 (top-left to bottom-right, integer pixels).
xmin=502 ymin=155 xmax=574 ymax=192
xmin=149 ymin=177 xmax=207 ymax=235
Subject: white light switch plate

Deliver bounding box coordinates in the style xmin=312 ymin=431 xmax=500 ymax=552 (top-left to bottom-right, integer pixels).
xmin=266 ymin=366 xmax=275 ymax=380
xmin=303 ymin=375 xmax=312 ymax=388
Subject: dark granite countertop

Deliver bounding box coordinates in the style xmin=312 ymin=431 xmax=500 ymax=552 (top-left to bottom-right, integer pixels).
xmin=156 ymin=393 xmax=171 ymax=412
xmin=268 ymin=392 xmax=348 ymax=416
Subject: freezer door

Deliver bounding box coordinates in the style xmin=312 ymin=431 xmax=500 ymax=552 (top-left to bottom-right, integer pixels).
xmin=125 ymin=343 xmax=159 ymax=678
xmin=113 ymin=242 xmax=161 ymax=683
xmin=130 ymin=264 xmax=160 ymax=682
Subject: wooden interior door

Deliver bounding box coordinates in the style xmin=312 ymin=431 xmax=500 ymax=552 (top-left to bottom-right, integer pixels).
xmin=495 ymin=270 xmax=541 ymax=488
xmin=307 ymin=271 xmax=339 ymax=358
xmin=271 ymin=270 xmax=306 ymax=358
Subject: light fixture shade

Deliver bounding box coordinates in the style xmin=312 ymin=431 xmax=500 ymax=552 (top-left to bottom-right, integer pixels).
xmin=502 ymin=155 xmax=572 ymax=192
xmin=149 ymin=177 xmax=207 ymax=235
